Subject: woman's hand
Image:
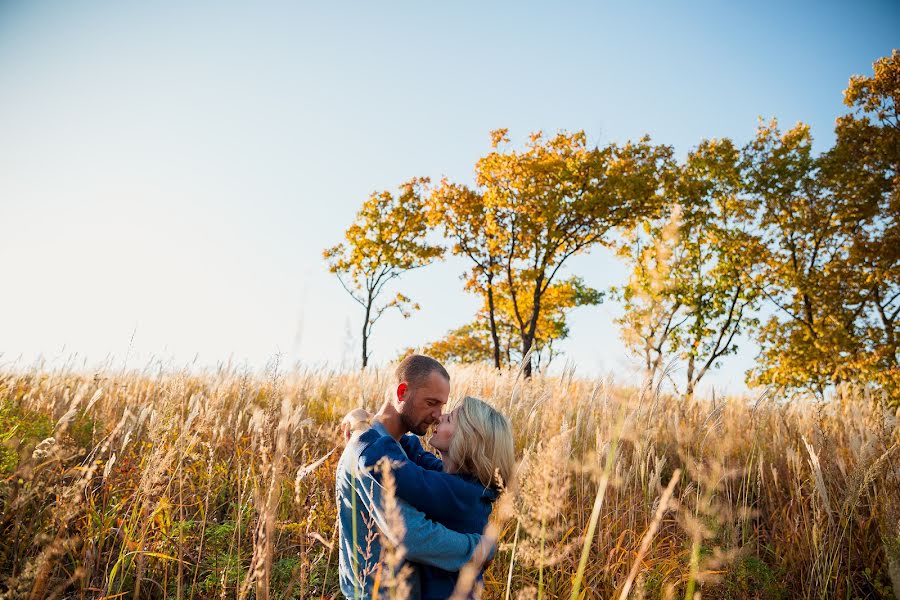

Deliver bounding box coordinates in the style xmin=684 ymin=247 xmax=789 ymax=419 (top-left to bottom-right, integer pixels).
xmin=340 ymin=408 xmax=374 ymax=440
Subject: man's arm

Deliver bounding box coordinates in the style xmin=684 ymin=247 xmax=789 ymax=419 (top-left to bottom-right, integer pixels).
xmin=396 ymin=497 xmax=483 ymax=569
xmin=363 ymin=437 xmax=482 ymax=523
xmin=354 ymin=463 xmax=482 ymax=570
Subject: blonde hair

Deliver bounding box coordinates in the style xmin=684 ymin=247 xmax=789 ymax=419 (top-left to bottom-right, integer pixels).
xmin=448 ymin=396 xmax=515 ymax=492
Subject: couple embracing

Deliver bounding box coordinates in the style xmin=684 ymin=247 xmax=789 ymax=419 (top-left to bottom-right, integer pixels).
xmin=336 ymin=354 xmax=515 ymax=600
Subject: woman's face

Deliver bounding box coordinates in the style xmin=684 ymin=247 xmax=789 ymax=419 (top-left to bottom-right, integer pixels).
xmin=427 ymin=406 xmax=458 ymax=453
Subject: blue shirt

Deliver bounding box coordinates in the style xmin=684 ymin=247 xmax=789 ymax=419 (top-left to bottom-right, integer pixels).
xmin=336 ymin=421 xmax=482 ymax=599
xmin=359 ymin=429 xmax=499 ymax=600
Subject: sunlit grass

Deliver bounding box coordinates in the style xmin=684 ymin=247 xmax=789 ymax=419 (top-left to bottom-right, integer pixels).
xmin=0 ymin=364 xmax=897 ymax=599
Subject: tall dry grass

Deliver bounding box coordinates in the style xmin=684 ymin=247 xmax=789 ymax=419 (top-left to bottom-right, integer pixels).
xmin=0 ymin=364 xmax=897 ymax=599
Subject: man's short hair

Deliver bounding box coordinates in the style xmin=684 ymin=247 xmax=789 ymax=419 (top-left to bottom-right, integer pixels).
xmin=396 ymin=354 xmax=450 ymax=390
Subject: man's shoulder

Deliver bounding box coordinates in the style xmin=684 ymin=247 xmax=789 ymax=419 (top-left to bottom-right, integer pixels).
xmin=358 ymin=429 xmax=404 ymax=466
xmin=339 ymin=423 xmax=404 ymax=470
xmin=337 ymin=431 xmax=391 ymax=489
xmin=339 ymin=427 xmax=385 ymax=468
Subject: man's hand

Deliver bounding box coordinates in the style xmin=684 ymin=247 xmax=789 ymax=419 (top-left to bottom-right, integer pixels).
xmin=340 ymin=408 xmax=374 ymax=441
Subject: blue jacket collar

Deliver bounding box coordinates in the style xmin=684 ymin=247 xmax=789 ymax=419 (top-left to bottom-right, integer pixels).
xmin=371 ymin=420 xmax=392 ymax=438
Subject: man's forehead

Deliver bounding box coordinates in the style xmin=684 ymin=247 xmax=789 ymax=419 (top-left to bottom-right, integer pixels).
xmin=409 ymin=372 xmax=450 ymax=400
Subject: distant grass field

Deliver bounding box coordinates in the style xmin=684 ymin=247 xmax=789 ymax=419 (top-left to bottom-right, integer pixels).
xmin=0 ymin=365 xmax=897 ymax=599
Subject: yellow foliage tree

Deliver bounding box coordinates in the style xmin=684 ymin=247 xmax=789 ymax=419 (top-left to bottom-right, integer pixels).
xmin=838 ymin=50 xmax=900 ymax=399
xmin=434 ymin=129 xmax=670 ymax=376
xmin=615 ymin=138 xmax=759 ymax=397
xmin=323 ymin=178 xmax=444 ymax=368
xmin=422 ymin=276 xmax=602 ymax=372
xmin=428 ymin=180 xmax=505 ymax=368
xmin=745 ymin=50 xmax=898 ymax=399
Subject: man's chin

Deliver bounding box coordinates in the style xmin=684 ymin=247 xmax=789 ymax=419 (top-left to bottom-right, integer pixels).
xmin=410 ymin=423 xmax=431 ymax=436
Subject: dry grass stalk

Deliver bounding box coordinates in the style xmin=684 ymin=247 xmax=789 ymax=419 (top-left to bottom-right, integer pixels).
xmin=0 ymin=364 xmax=896 ymax=599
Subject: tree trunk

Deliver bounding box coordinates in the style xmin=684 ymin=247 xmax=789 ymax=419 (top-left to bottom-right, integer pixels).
xmin=685 ymin=353 xmax=696 ymax=399
xmin=361 ymin=302 xmax=371 ymax=369
xmin=521 ymin=280 xmax=544 ymax=379
xmin=486 ymin=281 xmax=502 ymax=369
xmin=649 ymin=352 xmax=664 ymax=386
xmin=521 ymin=334 xmax=534 ymax=378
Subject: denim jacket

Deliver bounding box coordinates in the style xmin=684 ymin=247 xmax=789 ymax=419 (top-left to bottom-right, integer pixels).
xmin=389 ymin=434 xmax=499 ymax=600
xmin=336 ymin=421 xmax=482 ymax=599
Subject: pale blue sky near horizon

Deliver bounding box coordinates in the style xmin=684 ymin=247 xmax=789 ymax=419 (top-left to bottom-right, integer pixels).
xmin=1 ymin=1 xmax=897 ymax=394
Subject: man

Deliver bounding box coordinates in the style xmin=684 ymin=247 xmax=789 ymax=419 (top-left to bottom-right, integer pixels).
xmin=336 ymin=354 xmax=482 ymax=599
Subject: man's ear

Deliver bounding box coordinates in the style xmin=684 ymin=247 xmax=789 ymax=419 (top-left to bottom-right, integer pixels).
xmin=396 ymin=382 xmax=409 ymax=403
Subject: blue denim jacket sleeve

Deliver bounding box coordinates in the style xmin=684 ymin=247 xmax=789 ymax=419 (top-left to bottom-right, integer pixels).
xmin=397 ymin=496 xmax=481 ymax=569
xmin=398 ymin=434 xmax=444 ymax=471
xmin=362 ymin=435 xmax=490 ymax=524
xmin=354 ymin=451 xmax=481 ymax=570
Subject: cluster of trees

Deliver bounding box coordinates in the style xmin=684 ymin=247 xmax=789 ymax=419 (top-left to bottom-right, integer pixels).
xmin=325 ymin=51 xmax=898 ymax=399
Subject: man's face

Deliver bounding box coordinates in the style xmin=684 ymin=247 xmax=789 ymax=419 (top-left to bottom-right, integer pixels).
xmin=397 ymin=371 xmax=450 ymax=436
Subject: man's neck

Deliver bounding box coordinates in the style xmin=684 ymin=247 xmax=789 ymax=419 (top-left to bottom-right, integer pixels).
xmin=375 ymin=403 xmax=406 ymax=441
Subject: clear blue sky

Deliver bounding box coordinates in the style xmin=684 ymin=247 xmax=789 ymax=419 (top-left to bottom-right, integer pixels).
xmin=1 ymin=1 xmax=897 ymax=393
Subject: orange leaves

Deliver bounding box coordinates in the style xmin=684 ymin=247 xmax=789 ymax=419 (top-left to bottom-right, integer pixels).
xmin=843 ymin=49 xmax=900 ymax=124
xmin=430 ymin=129 xmax=669 ymax=375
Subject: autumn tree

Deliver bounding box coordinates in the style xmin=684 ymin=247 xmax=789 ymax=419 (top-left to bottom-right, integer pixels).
xmin=744 ymin=130 xmax=896 ymax=395
xmin=615 ymin=139 xmax=759 ymax=396
xmin=446 ymin=129 xmax=670 ymax=377
xmin=838 ymin=49 xmax=899 ymax=397
xmin=675 ymin=142 xmax=761 ymax=397
xmin=428 ymin=181 xmax=504 ymax=368
xmin=324 ymin=178 xmax=443 ymax=368
xmin=614 ymin=205 xmax=684 ymax=383
xmin=418 ymin=322 xmax=495 ymax=366
xmin=422 ymin=275 xmax=601 ymax=371
xmin=745 ymin=52 xmax=899 ymax=398
xmin=743 ymin=120 xmax=857 ymax=395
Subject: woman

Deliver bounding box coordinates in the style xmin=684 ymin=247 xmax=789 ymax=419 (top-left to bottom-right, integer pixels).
xmin=344 ymin=396 xmax=515 ymax=599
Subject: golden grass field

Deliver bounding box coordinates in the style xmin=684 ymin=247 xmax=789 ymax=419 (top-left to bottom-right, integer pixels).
xmin=0 ymin=365 xmax=898 ymax=599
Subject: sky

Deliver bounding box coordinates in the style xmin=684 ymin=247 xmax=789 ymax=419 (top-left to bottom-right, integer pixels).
xmin=1 ymin=0 xmax=897 ymax=394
